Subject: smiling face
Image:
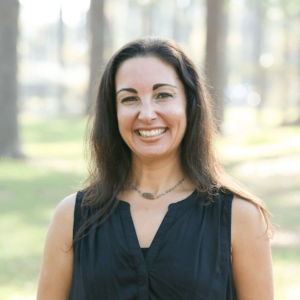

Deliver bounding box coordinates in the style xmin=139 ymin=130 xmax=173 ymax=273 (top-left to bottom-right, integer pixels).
xmin=115 ymin=56 xmax=187 ymax=163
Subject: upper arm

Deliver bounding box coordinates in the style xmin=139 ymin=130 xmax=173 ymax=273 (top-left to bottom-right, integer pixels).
xmin=37 ymin=193 xmax=77 ymax=300
xmin=231 ymin=196 xmax=274 ymax=300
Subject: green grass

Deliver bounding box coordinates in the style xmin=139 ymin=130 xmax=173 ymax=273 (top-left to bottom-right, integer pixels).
xmin=0 ymin=115 xmax=87 ymax=300
xmin=0 ymin=108 xmax=300 ymax=299
xmin=273 ymin=247 xmax=300 ymax=300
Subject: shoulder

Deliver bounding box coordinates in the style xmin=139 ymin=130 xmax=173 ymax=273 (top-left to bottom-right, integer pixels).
xmin=37 ymin=193 xmax=77 ymax=299
xmin=232 ymin=195 xmax=263 ymax=224
xmin=230 ymin=196 xmax=274 ymax=299
xmin=49 ymin=193 xmax=77 ymax=247
xmin=53 ymin=193 xmax=77 ymax=223
xmin=231 ymin=195 xmax=268 ymax=247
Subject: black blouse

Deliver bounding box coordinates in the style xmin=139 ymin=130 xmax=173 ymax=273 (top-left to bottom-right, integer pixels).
xmin=69 ymin=190 xmax=236 ymax=300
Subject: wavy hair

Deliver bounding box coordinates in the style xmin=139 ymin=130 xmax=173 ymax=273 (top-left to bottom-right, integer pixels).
xmin=75 ymin=37 xmax=272 ymax=242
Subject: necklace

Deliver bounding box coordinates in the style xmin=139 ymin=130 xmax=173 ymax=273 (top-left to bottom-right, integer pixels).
xmin=127 ymin=177 xmax=185 ymax=200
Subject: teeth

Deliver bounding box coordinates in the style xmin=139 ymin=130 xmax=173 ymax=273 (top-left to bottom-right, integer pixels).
xmin=138 ymin=128 xmax=166 ymax=137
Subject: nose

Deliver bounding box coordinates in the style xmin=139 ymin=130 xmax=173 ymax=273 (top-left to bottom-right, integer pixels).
xmin=138 ymin=101 xmax=157 ymax=123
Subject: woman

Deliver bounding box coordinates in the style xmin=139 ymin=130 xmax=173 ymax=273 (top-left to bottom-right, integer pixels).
xmin=37 ymin=37 xmax=274 ymax=300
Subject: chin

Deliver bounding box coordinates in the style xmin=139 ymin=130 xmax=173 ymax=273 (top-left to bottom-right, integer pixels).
xmin=133 ymin=148 xmax=179 ymax=162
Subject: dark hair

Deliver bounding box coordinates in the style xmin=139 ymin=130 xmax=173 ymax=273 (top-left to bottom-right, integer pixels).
xmin=75 ymin=37 xmax=272 ymax=242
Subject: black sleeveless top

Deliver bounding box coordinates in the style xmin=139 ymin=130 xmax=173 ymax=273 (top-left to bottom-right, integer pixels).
xmin=70 ymin=190 xmax=236 ymax=300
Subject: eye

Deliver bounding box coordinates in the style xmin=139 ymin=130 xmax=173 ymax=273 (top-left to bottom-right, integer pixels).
xmin=121 ymin=96 xmax=138 ymax=103
xmin=156 ymin=93 xmax=173 ymax=100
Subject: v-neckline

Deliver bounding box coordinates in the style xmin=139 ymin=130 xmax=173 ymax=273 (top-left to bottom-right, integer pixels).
xmin=117 ymin=190 xmax=198 ymax=266
xmin=120 ymin=202 xmax=175 ymax=266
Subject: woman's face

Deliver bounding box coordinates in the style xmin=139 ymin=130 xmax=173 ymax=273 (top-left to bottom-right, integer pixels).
xmin=115 ymin=56 xmax=187 ymax=162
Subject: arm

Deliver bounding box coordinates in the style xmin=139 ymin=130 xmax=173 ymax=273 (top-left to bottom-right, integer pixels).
xmin=231 ymin=196 xmax=274 ymax=300
xmin=37 ymin=193 xmax=76 ymax=300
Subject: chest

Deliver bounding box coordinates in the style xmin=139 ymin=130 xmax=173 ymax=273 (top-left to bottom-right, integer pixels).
xmin=70 ymin=196 xmax=235 ymax=300
xmin=130 ymin=205 xmax=169 ymax=248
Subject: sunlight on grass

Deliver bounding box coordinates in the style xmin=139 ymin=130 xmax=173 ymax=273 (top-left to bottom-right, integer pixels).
xmin=0 ymin=159 xmax=46 ymax=181
xmin=24 ymin=141 xmax=84 ymax=157
xmin=273 ymin=247 xmax=300 ymax=300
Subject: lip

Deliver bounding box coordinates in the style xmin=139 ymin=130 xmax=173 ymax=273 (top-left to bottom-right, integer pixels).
xmin=134 ymin=127 xmax=168 ymax=140
xmin=134 ymin=126 xmax=167 ymax=131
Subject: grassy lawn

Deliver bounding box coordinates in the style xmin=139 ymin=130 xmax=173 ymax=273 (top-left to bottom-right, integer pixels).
xmin=0 ymin=114 xmax=87 ymax=300
xmin=0 ymin=109 xmax=299 ymax=299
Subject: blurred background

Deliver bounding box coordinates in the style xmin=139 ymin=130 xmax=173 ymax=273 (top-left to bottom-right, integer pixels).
xmin=0 ymin=0 xmax=299 ymax=299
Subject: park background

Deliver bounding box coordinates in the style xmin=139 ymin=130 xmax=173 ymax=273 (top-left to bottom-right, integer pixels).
xmin=0 ymin=0 xmax=300 ymax=299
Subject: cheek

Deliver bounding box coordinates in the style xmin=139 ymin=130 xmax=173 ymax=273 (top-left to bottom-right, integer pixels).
xmin=117 ymin=108 xmax=136 ymax=135
xmin=171 ymin=103 xmax=187 ymax=135
xmin=172 ymin=104 xmax=186 ymax=115
xmin=165 ymin=102 xmax=187 ymax=125
xmin=167 ymin=95 xmax=187 ymax=117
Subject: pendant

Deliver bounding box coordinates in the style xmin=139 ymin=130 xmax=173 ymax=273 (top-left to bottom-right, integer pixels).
xmin=141 ymin=193 xmax=157 ymax=199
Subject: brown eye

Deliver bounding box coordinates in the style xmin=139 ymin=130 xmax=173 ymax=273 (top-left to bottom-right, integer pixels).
xmin=156 ymin=93 xmax=173 ymax=100
xmin=121 ymin=97 xmax=138 ymax=103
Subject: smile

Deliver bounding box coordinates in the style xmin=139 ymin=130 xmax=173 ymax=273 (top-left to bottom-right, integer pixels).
xmin=137 ymin=128 xmax=167 ymax=137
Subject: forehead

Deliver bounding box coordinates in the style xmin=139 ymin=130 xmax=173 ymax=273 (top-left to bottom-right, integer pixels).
xmin=115 ymin=57 xmax=180 ymax=89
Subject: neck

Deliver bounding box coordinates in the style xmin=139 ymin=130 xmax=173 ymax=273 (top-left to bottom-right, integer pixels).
xmin=129 ymin=153 xmax=185 ymax=195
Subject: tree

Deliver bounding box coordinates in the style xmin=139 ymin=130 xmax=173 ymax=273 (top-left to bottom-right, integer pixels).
xmin=277 ymin=0 xmax=300 ymax=125
xmin=0 ymin=0 xmax=23 ymax=158
xmin=130 ymin=0 xmax=156 ymax=37
xmin=242 ymin=0 xmax=267 ymax=121
xmin=87 ymin=0 xmax=105 ymax=114
xmin=141 ymin=1 xmax=154 ymax=36
xmin=205 ymin=0 xmax=229 ymax=128
xmin=57 ymin=3 xmax=66 ymax=112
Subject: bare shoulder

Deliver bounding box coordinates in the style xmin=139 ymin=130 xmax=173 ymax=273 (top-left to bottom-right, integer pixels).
xmin=54 ymin=193 xmax=77 ymax=220
xmin=37 ymin=193 xmax=77 ymax=299
xmin=50 ymin=193 xmax=77 ymax=246
xmin=55 ymin=192 xmax=77 ymax=215
xmin=231 ymin=196 xmax=274 ymax=299
xmin=231 ymin=195 xmax=267 ymax=244
xmin=232 ymin=195 xmax=263 ymax=221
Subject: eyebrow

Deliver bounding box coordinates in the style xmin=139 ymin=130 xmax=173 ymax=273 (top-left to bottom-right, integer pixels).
xmin=116 ymin=83 xmax=177 ymax=95
xmin=116 ymin=88 xmax=137 ymax=95
xmin=153 ymin=83 xmax=177 ymax=90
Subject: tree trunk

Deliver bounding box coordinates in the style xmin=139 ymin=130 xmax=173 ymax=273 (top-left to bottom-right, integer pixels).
xmin=86 ymin=0 xmax=105 ymax=114
xmin=282 ymin=18 xmax=300 ymax=126
xmin=205 ymin=0 xmax=228 ymax=128
xmin=297 ymin=27 xmax=300 ymax=124
xmin=250 ymin=0 xmax=266 ymax=111
xmin=0 ymin=0 xmax=23 ymax=158
xmin=57 ymin=4 xmax=66 ymax=112
xmin=141 ymin=3 xmax=154 ymax=37
xmin=280 ymin=22 xmax=291 ymax=124
xmin=243 ymin=0 xmax=266 ymax=124
xmin=173 ymin=1 xmax=180 ymax=42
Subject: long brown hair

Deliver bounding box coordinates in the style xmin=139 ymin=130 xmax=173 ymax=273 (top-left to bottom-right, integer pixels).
xmin=75 ymin=37 xmax=272 ymax=242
